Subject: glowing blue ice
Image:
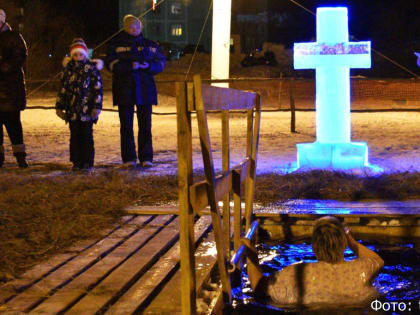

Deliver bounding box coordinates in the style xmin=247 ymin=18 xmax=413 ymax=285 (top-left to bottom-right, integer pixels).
xmin=293 ymin=7 xmax=377 ymax=170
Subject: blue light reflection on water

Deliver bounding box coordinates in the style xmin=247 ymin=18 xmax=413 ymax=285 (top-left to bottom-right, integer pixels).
xmin=233 ymin=240 xmax=420 ymax=311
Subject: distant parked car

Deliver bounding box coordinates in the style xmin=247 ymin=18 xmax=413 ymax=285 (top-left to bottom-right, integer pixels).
xmin=169 ymin=45 xmax=184 ymax=60
xmin=157 ymin=42 xmax=184 ymax=60
xmin=241 ymin=50 xmax=277 ymax=67
xmin=182 ymin=44 xmax=207 ymax=54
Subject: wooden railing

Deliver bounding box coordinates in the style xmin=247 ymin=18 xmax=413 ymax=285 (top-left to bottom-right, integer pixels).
xmin=176 ymin=74 xmax=261 ymax=314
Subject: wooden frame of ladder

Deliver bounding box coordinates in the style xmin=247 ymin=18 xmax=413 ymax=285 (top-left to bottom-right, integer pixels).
xmin=176 ymin=74 xmax=261 ymax=314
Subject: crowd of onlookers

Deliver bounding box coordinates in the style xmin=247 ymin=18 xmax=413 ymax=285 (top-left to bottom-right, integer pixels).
xmin=0 ymin=10 xmax=165 ymax=172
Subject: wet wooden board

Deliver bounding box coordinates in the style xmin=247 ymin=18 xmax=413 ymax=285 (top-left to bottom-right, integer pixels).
xmin=105 ymin=216 xmax=213 ymax=314
xmin=143 ymin=232 xmax=218 ymax=314
xmin=0 ymin=215 xmax=135 ymax=305
xmin=0 ymin=214 xmax=217 ymax=315
xmin=126 ymin=200 xmax=420 ymax=217
xmin=2 ymin=215 xmax=152 ymax=314
xmin=125 ymin=205 xmax=179 ymax=215
xmin=30 ymin=215 xmax=173 ymax=314
xmin=125 ymin=205 xmax=212 ymax=216
xmin=256 ymin=199 xmax=420 ymax=216
xmin=65 ymin=216 xmax=181 ymax=314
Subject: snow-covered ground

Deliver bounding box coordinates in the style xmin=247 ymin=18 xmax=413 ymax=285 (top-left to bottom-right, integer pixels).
xmin=2 ymin=92 xmax=420 ymax=174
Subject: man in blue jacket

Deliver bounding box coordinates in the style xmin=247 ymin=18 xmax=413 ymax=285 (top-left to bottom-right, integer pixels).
xmin=106 ymin=15 xmax=166 ymax=168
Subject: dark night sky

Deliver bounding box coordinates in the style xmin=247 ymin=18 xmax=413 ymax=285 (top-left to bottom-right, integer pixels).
xmin=240 ymin=0 xmax=420 ymax=76
xmin=11 ymin=0 xmax=420 ymax=77
xmin=45 ymin=0 xmax=119 ymax=45
xmin=34 ymin=0 xmax=420 ymax=46
xmin=262 ymin=0 xmax=420 ymax=47
xmin=45 ymin=0 xmax=420 ymax=49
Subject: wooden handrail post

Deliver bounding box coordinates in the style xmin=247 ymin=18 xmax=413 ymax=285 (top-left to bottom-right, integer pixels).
xmin=178 ymin=74 xmax=261 ymax=313
xmin=245 ymin=96 xmax=261 ymax=231
xmin=244 ymin=108 xmax=254 ymax=231
xmin=176 ymin=82 xmax=197 ymax=315
xmin=290 ymin=77 xmax=296 ymax=133
xmin=193 ymin=75 xmax=232 ymax=303
xmin=232 ymin=170 xmax=242 ymax=254
xmin=222 ymin=110 xmax=231 ymax=260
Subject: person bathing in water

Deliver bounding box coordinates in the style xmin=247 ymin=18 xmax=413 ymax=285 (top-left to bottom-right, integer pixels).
xmin=243 ymin=216 xmax=384 ymax=308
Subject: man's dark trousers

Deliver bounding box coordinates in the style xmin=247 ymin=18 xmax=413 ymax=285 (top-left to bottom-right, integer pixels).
xmin=69 ymin=120 xmax=94 ymax=168
xmin=118 ymin=104 xmax=153 ymax=163
xmin=0 ymin=111 xmax=24 ymax=145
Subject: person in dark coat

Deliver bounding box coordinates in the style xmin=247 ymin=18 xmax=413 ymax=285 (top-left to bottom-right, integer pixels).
xmin=56 ymin=38 xmax=103 ymax=172
xmin=105 ymin=14 xmax=166 ymax=168
xmin=0 ymin=9 xmax=28 ymax=168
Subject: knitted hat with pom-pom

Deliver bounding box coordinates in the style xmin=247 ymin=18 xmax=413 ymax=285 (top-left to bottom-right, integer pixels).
xmin=70 ymin=38 xmax=88 ymax=58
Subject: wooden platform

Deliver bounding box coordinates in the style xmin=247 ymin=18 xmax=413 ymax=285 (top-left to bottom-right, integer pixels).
xmin=2 ymin=203 xmax=419 ymax=314
xmin=0 ymin=215 xmax=219 ymax=314
xmin=125 ymin=203 xmax=420 ymax=241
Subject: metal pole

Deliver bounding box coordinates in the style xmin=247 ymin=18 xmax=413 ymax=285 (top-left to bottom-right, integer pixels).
xmin=229 ymin=220 xmax=259 ymax=272
xmin=290 ymin=77 xmax=296 ymax=133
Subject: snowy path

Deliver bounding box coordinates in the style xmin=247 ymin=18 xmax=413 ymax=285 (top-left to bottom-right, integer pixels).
xmin=2 ymin=92 xmax=420 ymax=174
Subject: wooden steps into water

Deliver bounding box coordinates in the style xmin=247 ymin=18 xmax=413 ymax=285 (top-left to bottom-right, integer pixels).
xmin=0 ymin=214 xmax=218 ymax=314
xmin=3 ymin=203 xmax=419 ymax=314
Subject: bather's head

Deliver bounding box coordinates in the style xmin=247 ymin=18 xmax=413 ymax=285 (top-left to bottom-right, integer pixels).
xmin=312 ymin=216 xmax=347 ymax=264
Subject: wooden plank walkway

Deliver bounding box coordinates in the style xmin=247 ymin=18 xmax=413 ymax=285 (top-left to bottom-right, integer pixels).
xmin=0 ymin=214 xmax=217 ymax=314
xmin=4 ymin=203 xmax=417 ymax=314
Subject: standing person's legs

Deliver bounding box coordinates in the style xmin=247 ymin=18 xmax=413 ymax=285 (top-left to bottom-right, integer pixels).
xmin=118 ymin=105 xmax=137 ymax=164
xmin=3 ymin=111 xmax=27 ymax=168
xmin=69 ymin=120 xmax=83 ymax=169
xmin=136 ymin=104 xmax=153 ymax=164
xmin=80 ymin=121 xmax=94 ymax=168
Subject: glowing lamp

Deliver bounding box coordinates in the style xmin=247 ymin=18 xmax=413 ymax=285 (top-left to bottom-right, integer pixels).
xmin=211 ymin=0 xmax=231 ymax=88
xmin=294 ymin=7 xmax=373 ymax=170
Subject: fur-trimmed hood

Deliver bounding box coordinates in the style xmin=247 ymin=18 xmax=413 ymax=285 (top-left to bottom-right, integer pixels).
xmin=62 ymin=56 xmax=104 ymax=70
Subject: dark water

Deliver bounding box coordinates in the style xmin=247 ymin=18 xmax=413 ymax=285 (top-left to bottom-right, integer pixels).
xmin=230 ymin=240 xmax=420 ymax=314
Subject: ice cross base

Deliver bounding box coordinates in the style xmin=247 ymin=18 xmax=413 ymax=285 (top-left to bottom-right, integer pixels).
xmin=293 ymin=7 xmax=377 ymax=171
xmin=297 ymin=142 xmax=368 ymax=170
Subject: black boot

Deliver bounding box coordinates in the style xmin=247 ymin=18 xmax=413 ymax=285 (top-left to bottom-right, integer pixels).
xmin=0 ymin=145 xmax=4 ymax=168
xmin=15 ymin=153 xmax=28 ymax=168
xmin=12 ymin=144 xmax=28 ymax=168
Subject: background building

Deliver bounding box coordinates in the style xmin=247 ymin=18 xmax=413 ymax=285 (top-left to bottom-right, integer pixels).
xmin=119 ymin=0 xmax=212 ymax=51
xmin=119 ymin=0 xmax=297 ymax=54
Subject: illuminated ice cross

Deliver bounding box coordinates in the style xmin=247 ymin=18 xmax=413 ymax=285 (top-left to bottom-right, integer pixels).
xmin=294 ymin=7 xmax=372 ymax=170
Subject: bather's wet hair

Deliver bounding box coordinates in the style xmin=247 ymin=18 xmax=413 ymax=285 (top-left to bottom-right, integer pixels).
xmin=312 ymin=216 xmax=347 ymax=264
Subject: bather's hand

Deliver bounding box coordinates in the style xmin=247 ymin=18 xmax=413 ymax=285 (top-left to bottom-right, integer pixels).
xmin=344 ymin=226 xmax=384 ymax=268
xmin=344 ymin=226 xmax=358 ymax=249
